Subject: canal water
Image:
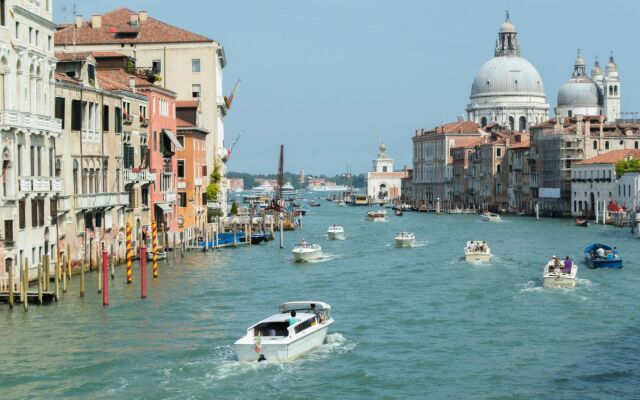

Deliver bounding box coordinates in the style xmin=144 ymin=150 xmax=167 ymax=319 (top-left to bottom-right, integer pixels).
xmin=1 ymin=202 xmax=640 ymax=399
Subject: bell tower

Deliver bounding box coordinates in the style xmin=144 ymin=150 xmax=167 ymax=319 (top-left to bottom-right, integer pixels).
xmin=603 ymin=52 xmax=621 ymax=122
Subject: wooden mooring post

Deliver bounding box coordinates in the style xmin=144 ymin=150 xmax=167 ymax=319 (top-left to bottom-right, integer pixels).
xmin=37 ymin=260 xmax=43 ymax=305
xmin=23 ymin=257 xmax=29 ymax=311
xmin=8 ymin=261 xmax=14 ymax=309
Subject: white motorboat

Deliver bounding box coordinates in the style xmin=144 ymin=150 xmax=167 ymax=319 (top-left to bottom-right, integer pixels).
xmin=394 ymin=232 xmax=415 ymax=248
xmin=291 ymin=240 xmax=322 ymax=262
xmin=336 ymin=200 xmax=346 ymax=206
xmin=481 ymin=212 xmax=501 ymax=222
xmin=543 ymin=258 xmax=578 ymax=288
xmin=235 ymin=301 xmax=334 ymax=362
xmin=327 ymin=225 xmax=345 ymax=240
xmin=366 ymin=210 xmax=387 ymax=222
xmin=464 ymin=240 xmax=491 ymax=261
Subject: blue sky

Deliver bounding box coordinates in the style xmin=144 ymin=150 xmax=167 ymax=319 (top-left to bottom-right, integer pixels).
xmin=54 ymin=0 xmax=640 ymax=175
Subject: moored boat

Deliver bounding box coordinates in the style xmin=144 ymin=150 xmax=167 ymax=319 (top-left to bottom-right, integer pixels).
xmin=251 ymin=232 xmax=271 ymax=245
xmin=464 ymin=240 xmax=491 ymax=261
xmin=543 ymin=257 xmax=578 ymax=288
xmin=395 ymin=209 xmax=403 ymax=216
xmin=326 ymin=225 xmax=345 ymax=240
xmin=481 ymin=212 xmax=501 ymax=222
xmin=235 ymin=301 xmax=334 ymax=362
xmin=291 ymin=240 xmax=322 ymax=262
xmin=575 ymin=217 xmax=589 ymax=227
xmin=584 ymin=243 xmax=623 ymax=269
xmin=366 ymin=210 xmax=387 ymax=222
xmin=394 ymin=232 xmax=415 ymax=248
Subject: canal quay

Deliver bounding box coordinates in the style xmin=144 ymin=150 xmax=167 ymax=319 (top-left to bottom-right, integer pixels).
xmin=1 ymin=202 xmax=640 ymax=399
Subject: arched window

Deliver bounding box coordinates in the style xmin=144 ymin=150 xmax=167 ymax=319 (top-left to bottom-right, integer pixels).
xmin=497 ymin=164 xmax=501 ymax=173
xmin=614 ymin=85 xmax=618 ymax=95
xmin=609 ymin=86 xmax=613 ymax=95
xmin=568 ymin=110 xmax=572 ymax=117
xmin=0 ymin=57 xmax=6 ymax=110
xmin=2 ymin=147 xmax=12 ymax=197
xmin=593 ymin=140 xmax=598 ymax=150
xmin=518 ymin=116 xmax=526 ymax=132
xmin=73 ymin=159 xmax=79 ymax=193
xmin=605 ymin=141 xmax=610 ymax=150
xmin=635 ymin=141 xmax=638 ymax=149
xmin=15 ymin=59 xmax=21 ymax=110
xmin=481 ymin=117 xmax=487 ymax=127
xmin=508 ymin=116 xmax=515 ymax=130
xmin=102 ymin=160 xmax=108 ymax=192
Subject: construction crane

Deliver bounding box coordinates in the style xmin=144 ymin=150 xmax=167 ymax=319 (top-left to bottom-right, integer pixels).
xmin=222 ymin=133 xmax=241 ymax=163
xmin=275 ymin=145 xmax=284 ymax=205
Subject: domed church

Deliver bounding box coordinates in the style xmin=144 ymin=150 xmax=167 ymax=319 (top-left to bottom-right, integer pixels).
xmin=556 ymin=50 xmax=621 ymax=122
xmin=466 ymin=12 xmax=549 ymax=131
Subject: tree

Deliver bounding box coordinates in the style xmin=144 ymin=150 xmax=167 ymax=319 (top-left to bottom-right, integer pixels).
xmin=615 ymin=159 xmax=640 ymax=177
xmin=230 ymin=201 xmax=238 ymax=215
xmin=206 ymin=163 xmax=222 ymax=201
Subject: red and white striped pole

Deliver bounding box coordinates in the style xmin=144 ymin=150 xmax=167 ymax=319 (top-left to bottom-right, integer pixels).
xmin=140 ymin=237 xmax=147 ymax=299
xmin=102 ymin=242 xmax=109 ymax=306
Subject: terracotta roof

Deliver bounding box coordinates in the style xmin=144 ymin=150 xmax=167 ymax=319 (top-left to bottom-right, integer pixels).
xmin=433 ymin=120 xmax=479 ymax=134
xmin=450 ymin=137 xmax=485 ymax=149
xmin=55 ymin=71 xmax=81 ymax=84
xmin=96 ymin=69 xmax=150 ymax=92
xmin=509 ymin=139 xmax=531 ymax=149
xmin=55 ymin=8 xmax=213 ymax=46
xmin=91 ymin=51 xmax=129 ymax=58
xmin=176 ymin=100 xmax=198 ymax=108
xmin=575 ymin=149 xmax=640 ymax=165
xmin=56 ymin=51 xmax=94 ymax=62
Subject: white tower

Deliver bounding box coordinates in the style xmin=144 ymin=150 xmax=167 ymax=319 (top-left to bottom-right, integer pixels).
xmin=603 ymin=53 xmax=621 ymax=122
xmin=373 ymin=142 xmax=394 ymax=173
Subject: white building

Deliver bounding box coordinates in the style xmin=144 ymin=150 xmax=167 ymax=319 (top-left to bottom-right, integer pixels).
xmin=466 ymin=13 xmax=549 ymax=131
xmin=556 ymin=50 xmax=621 ymax=121
xmin=0 ymin=0 xmax=61 ymax=280
xmin=367 ymin=143 xmax=406 ymax=203
xmin=615 ymin=172 xmax=640 ymax=211
xmin=570 ymin=149 xmax=640 ymax=216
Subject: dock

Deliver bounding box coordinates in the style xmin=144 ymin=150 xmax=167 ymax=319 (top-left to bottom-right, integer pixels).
xmin=0 ymin=291 xmax=56 ymax=304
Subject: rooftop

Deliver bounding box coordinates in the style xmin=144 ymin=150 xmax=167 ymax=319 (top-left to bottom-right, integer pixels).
xmin=575 ymin=149 xmax=640 ymax=165
xmin=55 ymin=8 xmax=214 ymax=46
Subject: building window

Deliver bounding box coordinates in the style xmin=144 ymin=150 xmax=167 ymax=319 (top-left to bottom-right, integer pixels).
xmin=17 ymin=145 xmax=22 ymax=176
xmin=177 ymin=160 xmax=185 ymax=178
xmin=497 ymin=164 xmax=501 ymax=173
xmin=508 ymin=116 xmax=515 ymax=130
xmin=593 ymin=140 xmax=597 ymax=150
xmin=496 ymin=148 xmax=501 ymax=157
xmin=71 ymin=99 xmax=82 ymax=131
xmin=103 ymin=105 xmax=109 ymax=131
xmin=152 ymin=59 xmax=161 ymax=74
xmin=605 ymin=141 xmax=610 ymax=150
xmin=192 ymin=84 xmax=201 ymax=98
xmin=141 ymin=186 xmax=149 ymax=206
xmin=518 ymin=116 xmax=526 ymax=131
xmin=159 ymin=99 xmax=169 ymax=116
xmin=115 ymin=106 xmax=122 ymax=132
xmin=35 ymin=30 xmax=39 ymax=46
xmin=178 ymin=192 xmax=187 ymax=207
xmin=55 ymin=97 xmax=65 ymax=129
xmin=18 ymin=200 xmax=26 ymax=229
xmin=29 ymin=27 xmax=33 ymax=44
xmin=192 ymin=59 xmax=201 ymax=72
xmin=480 ymin=117 xmax=487 ymax=127
xmin=15 ymin=21 xmax=19 ymax=38
xmin=0 ymin=0 xmax=6 ymax=26
xmin=177 ymin=135 xmax=185 ymax=148
xmin=48 ymin=35 xmax=52 ymax=51
xmin=382 ymin=166 xmax=387 ymax=172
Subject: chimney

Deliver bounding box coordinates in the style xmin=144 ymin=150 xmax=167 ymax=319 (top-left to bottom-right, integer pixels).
xmin=129 ymin=77 xmax=136 ymax=93
xmin=91 ymin=15 xmax=102 ymax=28
xmin=130 ymin=14 xmax=139 ymax=26
xmin=139 ymin=11 xmax=148 ymax=22
xmin=75 ymin=15 xmax=83 ymax=29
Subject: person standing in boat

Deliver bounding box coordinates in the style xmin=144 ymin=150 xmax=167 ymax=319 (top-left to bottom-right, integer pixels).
xmin=287 ymin=311 xmax=299 ymax=326
xmin=563 ymin=256 xmax=573 ymax=273
xmin=310 ymin=303 xmax=324 ymax=323
xmin=552 ymin=256 xmax=561 ymax=271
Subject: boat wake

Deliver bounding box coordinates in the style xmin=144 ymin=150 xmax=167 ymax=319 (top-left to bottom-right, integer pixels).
xmin=411 ymin=240 xmax=429 ymax=247
xmin=308 ymin=253 xmax=341 ymax=263
xmin=303 ymin=333 xmax=357 ymax=362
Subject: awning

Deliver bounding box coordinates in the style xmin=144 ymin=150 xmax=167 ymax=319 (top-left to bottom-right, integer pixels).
xmin=162 ymin=129 xmax=184 ymax=150
xmin=155 ymin=202 xmax=172 ymax=213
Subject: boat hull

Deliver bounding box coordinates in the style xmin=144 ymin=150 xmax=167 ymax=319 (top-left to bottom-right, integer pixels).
xmin=292 ymin=250 xmax=323 ymax=262
xmin=465 ymin=253 xmax=490 ymax=262
xmin=395 ymin=238 xmax=415 ymax=248
xmin=235 ymin=323 xmax=332 ymax=362
xmin=585 ymin=258 xmax=623 ymax=269
xmin=543 ymin=276 xmax=577 ymax=288
xmin=327 ymin=231 xmax=345 ymax=240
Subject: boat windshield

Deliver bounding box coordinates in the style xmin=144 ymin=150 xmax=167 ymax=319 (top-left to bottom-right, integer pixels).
xmin=253 ymin=321 xmax=289 ymax=337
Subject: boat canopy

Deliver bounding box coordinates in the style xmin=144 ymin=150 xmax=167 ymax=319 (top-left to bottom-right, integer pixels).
xmin=584 ymin=243 xmax=613 ymax=253
xmin=279 ymin=301 xmax=331 ymax=313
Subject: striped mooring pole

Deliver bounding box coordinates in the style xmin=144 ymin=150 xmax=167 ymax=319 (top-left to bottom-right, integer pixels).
xmin=126 ymin=223 xmax=132 ymax=284
xmin=152 ymin=222 xmax=158 ymax=279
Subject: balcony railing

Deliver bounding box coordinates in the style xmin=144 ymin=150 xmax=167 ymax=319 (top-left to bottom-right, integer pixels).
xmin=194 ymin=177 xmax=203 ymax=186
xmin=139 ymin=170 xmax=156 ymax=182
xmin=74 ymin=192 xmax=129 ymax=209
xmin=18 ymin=176 xmax=62 ymax=193
xmin=140 ymin=116 xmax=149 ymax=127
xmin=123 ymin=114 xmax=133 ymax=125
xmin=164 ymin=191 xmax=177 ymax=203
xmin=124 ymin=169 xmax=139 ymax=182
xmin=57 ymin=196 xmax=72 ymax=213
xmin=177 ymin=181 xmax=187 ymax=189
xmin=0 ymin=110 xmax=62 ymax=136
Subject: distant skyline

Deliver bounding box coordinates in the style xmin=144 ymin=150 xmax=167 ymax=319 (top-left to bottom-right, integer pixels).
xmin=54 ymin=0 xmax=640 ymax=175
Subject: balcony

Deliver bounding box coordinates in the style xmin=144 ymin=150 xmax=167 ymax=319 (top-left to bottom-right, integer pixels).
xmin=139 ymin=169 xmax=156 ymax=182
xmin=123 ymin=114 xmax=133 ymax=125
xmin=164 ymin=191 xmax=177 ymax=203
xmin=163 ymin=159 xmax=173 ymax=173
xmin=57 ymin=196 xmax=72 ymax=213
xmin=194 ymin=177 xmax=203 ymax=186
xmin=0 ymin=110 xmax=62 ymax=136
xmin=124 ymin=168 xmax=139 ymax=183
xmin=140 ymin=116 xmax=149 ymax=127
xmin=74 ymin=192 xmax=129 ymax=209
xmin=177 ymin=181 xmax=187 ymax=189
xmin=19 ymin=176 xmax=62 ymax=193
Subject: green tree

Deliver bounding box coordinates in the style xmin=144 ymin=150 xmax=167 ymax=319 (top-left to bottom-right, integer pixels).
xmin=230 ymin=201 xmax=238 ymax=215
xmin=615 ymin=159 xmax=640 ymax=177
xmin=206 ymin=163 xmax=222 ymax=201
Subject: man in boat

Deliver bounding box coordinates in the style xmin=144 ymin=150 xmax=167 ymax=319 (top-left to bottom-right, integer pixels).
xmin=310 ymin=303 xmax=324 ymax=324
xmin=552 ymin=256 xmax=561 ymax=271
xmin=287 ymin=311 xmax=299 ymax=326
xmin=563 ymin=256 xmax=573 ymax=273
xmin=596 ymin=247 xmax=606 ymax=259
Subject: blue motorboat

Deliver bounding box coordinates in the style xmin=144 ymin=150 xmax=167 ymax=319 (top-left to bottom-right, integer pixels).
xmin=584 ymin=243 xmax=623 ymax=269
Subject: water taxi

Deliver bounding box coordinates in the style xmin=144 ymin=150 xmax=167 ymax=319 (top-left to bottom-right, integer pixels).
xmin=394 ymin=232 xmax=415 ymax=248
xmin=584 ymin=243 xmax=623 ymax=269
xmin=291 ymin=240 xmax=322 ymax=262
xmin=464 ymin=241 xmax=491 ymax=261
xmin=481 ymin=212 xmax=501 ymax=222
xmin=543 ymin=257 xmax=578 ymax=288
xmin=366 ymin=210 xmax=387 ymax=222
xmin=575 ymin=217 xmax=589 ymax=227
xmin=235 ymin=301 xmax=334 ymax=362
xmin=327 ymin=225 xmax=345 ymax=240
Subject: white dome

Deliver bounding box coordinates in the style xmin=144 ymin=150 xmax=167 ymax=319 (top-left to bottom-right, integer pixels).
xmin=471 ymin=56 xmax=545 ymax=98
xmin=557 ymin=77 xmax=599 ymax=108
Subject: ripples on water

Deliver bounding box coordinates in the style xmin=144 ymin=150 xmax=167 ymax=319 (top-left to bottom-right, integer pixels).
xmin=1 ymin=204 xmax=640 ymax=399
